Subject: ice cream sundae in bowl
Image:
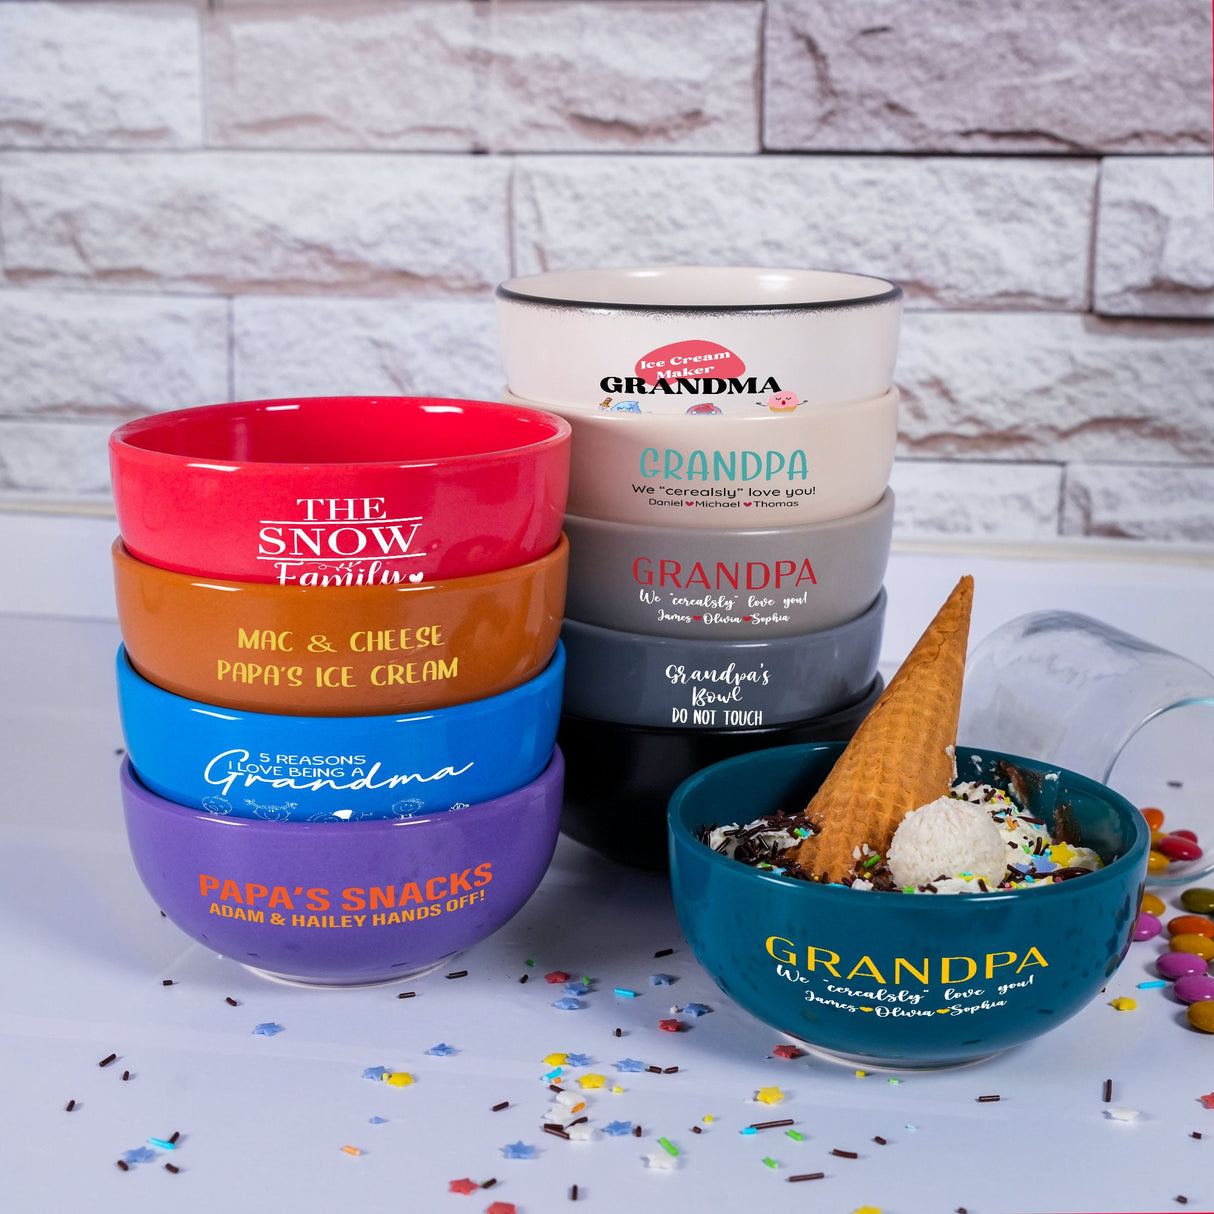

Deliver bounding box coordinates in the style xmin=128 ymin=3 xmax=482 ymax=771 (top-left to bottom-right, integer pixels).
xmin=667 ymin=578 xmax=1151 ymax=1069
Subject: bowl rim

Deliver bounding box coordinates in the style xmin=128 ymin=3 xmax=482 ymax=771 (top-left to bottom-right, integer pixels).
xmin=109 ymin=396 xmax=572 ymax=472
xmin=117 ymin=640 xmax=565 ymax=728
xmin=564 ymin=488 xmax=894 ymax=543
xmin=668 ymin=741 xmax=1151 ymax=907
xmin=496 ymin=266 xmax=903 ymax=314
xmin=112 ymin=532 xmax=570 ymax=597
xmin=120 ymin=747 xmax=565 ymax=832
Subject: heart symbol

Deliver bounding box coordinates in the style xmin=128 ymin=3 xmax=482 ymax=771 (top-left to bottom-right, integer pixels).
xmin=408 ymin=571 xmax=424 ymax=583
xmin=686 ymin=500 xmax=695 ymax=505
xmin=743 ymin=501 xmax=752 ymax=506
xmin=743 ymin=616 xmax=753 ymax=621
xmin=692 ymin=616 xmax=702 ymax=621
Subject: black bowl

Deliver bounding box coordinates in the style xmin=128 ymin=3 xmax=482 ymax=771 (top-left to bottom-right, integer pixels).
xmin=558 ymin=676 xmax=884 ymax=869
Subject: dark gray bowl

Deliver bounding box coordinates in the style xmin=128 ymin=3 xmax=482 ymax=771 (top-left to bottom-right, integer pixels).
xmin=560 ymin=590 xmax=884 ymax=728
xmin=557 ymin=676 xmax=883 ymax=870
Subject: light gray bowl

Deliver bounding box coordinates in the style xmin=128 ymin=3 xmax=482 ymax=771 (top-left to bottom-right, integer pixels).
xmin=560 ymin=590 xmax=885 ymax=729
xmin=564 ymin=489 xmax=892 ymax=639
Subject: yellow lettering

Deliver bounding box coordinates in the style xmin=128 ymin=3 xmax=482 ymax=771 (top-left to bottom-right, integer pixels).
xmin=804 ymin=946 xmax=841 ymax=977
xmin=846 ymin=956 xmax=889 ymax=984
xmin=985 ymin=951 xmax=1018 ymax=978
xmin=894 ymin=957 xmax=929 ymax=985
xmin=765 ymin=935 xmax=796 ymax=965
xmin=941 ymin=956 xmax=977 ymax=983
xmin=1016 ymin=946 xmax=1049 ymax=972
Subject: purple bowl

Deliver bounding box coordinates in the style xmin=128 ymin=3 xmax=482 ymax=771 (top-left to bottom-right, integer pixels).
xmin=120 ymin=750 xmax=564 ymax=987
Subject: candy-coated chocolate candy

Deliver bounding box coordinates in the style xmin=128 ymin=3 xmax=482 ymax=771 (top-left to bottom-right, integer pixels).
xmin=1170 ymin=933 xmax=1214 ymax=960
xmin=1158 ymin=952 xmax=1209 ymax=980
xmin=1141 ymin=807 xmax=1166 ymax=830
xmin=1174 ymin=975 xmax=1214 ymax=1004
xmin=1157 ymin=834 xmax=1203 ymax=862
xmin=1133 ymin=912 xmax=1163 ymax=941
xmin=1171 ymin=829 xmax=1199 ymax=842
xmin=1150 ymin=829 xmax=1168 ymax=846
xmin=1181 ymin=888 xmax=1214 ymax=915
xmin=1168 ymin=915 xmax=1214 ymax=939
xmin=1141 ymin=892 xmax=1167 ymax=917
xmin=1147 ymin=849 xmax=1171 ymax=873
xmin=1187 ymin=1002 xmax=1214 ymax=1033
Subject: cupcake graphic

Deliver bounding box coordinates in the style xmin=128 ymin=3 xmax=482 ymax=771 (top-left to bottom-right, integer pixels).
xmin=761 ymin=390 xmax=800 ymax=414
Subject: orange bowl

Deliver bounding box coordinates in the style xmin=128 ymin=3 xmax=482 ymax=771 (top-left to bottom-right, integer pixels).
xmin=113 ymin=535 xmax=567 ymax=716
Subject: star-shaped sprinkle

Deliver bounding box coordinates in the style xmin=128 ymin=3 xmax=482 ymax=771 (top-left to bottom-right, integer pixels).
xmin=1109 ymin=996 xmax=1137 ymax=1011
xmin=362 ymin=1066 xmax=390 ymax=1081
xmin=383 ymin=1071 xmax=413 ymax=1086
xmin=649 ymin=973 xmax=675 ymax=986
xmin=1103 ymin=1106 xmax=1141 ymax=1122
xmin=1049 ymin=841 xmax=1080 ymax=867
xmin=603 ymin=1120 xmax=633 ymax=1137
xmin=577 ymin=1073 xmax=606 ymax=1089
xmin=564 ymin=983 xmax=586 ymax=996
xmin=565 ymin=1053 xmax=592 ymax=1067
xmin=615 ymin=1058 xmax=645 ymax=1072
xmin=568 ymin=1122 xmax=595 ymax=1141
xmin=771 ymin=1044 xmax=801 ymax=1059
xmin=501 ymin=1141 xmax=536 ymax=1160
xmin=552 ymin=997 xmax=583 ymax=1010
xmin=425 ymin=1042 xmax=455 ymax=1056
xmin=658 ymin=1019 xmax=682 ymax=1032
xmin=543 ymin=1053 xmax=568 ymax=1066
xmin=682 ymin=1003 xmax=711 ymax=1018
xmin=252 ymin=1022 xmax=284 ymax=1036
xmin=369 ymin=1116 xmax=387 ymax=1125
xmin=448 ymin=1178 xmax=480 ymax=1194
xmin=1200 ymin=1092 xmax=1214 ymax=1109
xmin=122 ymin=1147 xmax=157 ymax=1165
xmin=644 ymin=1151 xmax=678 ymax=1169
xmin=486 ymin=1203 xmax=517 ymax=1214
xmin=545 ymin=971 xmax=571 ymax=984
xmin=756 ymin=1086 xmax=785 ymax=1105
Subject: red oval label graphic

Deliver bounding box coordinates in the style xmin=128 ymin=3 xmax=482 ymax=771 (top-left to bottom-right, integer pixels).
xmin=634 ymin=340 xmax=746 ymax=387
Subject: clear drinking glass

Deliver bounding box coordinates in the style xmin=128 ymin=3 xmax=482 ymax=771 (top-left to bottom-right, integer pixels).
xmin=959 ymin=611 xmax=1214 ymax=885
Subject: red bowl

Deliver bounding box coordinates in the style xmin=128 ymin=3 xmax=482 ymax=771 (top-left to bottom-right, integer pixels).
xmin=109 ymin=396 xmax=571 ymax=583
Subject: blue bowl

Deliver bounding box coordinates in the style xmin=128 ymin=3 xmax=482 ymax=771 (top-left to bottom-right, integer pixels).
xmin=668 ymin=743 xmax=1150 ymax=1069
xmin=116 ymin=643 xmax=564 ymax=821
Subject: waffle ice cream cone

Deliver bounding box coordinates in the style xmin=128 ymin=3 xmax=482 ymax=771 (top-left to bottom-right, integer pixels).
xmin=787 ymin=575 xmax=974 ymax=883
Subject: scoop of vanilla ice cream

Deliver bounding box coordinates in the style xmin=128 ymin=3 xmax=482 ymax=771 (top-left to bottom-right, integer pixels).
xmin=887 ymin=797 xmax=1010 ymax=890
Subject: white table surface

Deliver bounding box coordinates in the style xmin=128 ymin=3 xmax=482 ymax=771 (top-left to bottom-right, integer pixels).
xmin=3 ymin=516 xmax=1214 ymax=1214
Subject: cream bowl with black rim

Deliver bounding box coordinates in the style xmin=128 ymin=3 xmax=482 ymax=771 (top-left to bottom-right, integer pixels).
xmin=497 ymin=266 xmax=902 ymax=415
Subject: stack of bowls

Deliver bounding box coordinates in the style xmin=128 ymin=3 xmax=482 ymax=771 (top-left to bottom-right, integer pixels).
xmin=497 ymin=267 xmax=902 ymax=868
xmin=108 ymin=395 xmax=572 ymax=986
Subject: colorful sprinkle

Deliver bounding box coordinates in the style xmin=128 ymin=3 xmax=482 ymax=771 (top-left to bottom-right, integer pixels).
xmin=787 ymin=1129 xmax=805 ymax=1141
xmin=122 ymin=1147 xmax=157 ymax=1165
xmin=425 ymin=1042 xmax=455 ymax=1057
xmin=147 ymin=1137 xmax=176 ymax=1151
xmin=252 ymin=1022 xmax=284 ymax=1037
xmin=657 ymin=1137 xmax=679 ymax=1156
xmin=552 ymin=998 xmax=583 ymax=1011
xmin=771 ymin=1044 xmax=801 ymax=1059
xmin=362 ymin=1066 xmax=390 ymax=1081
xmin=501 ymin=1141 xmax=536 ymax=1160
xmin=545 ymin=971 xmax=571 ymax=984
xmin=762 ymin=1156 xmax=778 ymax=1168
xmin=1109 ymin=996 xmax=1138 ymax=1011
xmin=1138 ymin=979 xmax=1168 ymax=989
xmin=448 ymin=1178 xmax=479 ymax=1194
xmin=614 ymin=1058 xmax=645 ymax=1072
xmin=383 ymin=1071 xmax=413 ymax=1086
xmin=613 ymin=988 xmax=637 ymax=998
xmin=649 ymin=974 xmax=675 ymax=986
xmin=340 ymin=1145 xmax=362 ymax=1156
xmin=485 ymin=1203 xmax=517 ymax=1214
xmin=565 ymin=1053 xmax=592 ymax=1067
xmin=603 ymin=1121 xmax=633 ymax=1137
xmin=682 ymin=1003 xmax=711 ymax=1018
xmin=544 ymin=1053 xmax=568 ymax=1066
xmin=577 ymin=1073 xmax=606 ymax=1089
xmin=658 ymin=1019 xmax=682 ymax=1032
xmin=756 ymin=1087 xmax=785 ymax=1105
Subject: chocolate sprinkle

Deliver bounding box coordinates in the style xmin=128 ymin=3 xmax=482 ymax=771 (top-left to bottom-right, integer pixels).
xmin=162 ymin=979 xmax=174 ymax=986
xmin=977 ymin=1094 xmax=1001 ymax=1102
xmin=1103 ymin=1079 xmax=1113 ymax=1103
xmin=1191 ymin=1132 xmax=1203 ymax=1139
xmin=654 ymin=948 xmax=674 ymax=958
xmin=788 ymin=1172 xmax=825 ymax=1182
xmin=750 ymin=1119 xmax=794 ymax=1130
xmin=568 ymin=1116 xmax=588 ymax=1128
xmin=646 ymin=1066 xmax=662 ymax=1074
xmin=519 ymin=975 xmax=528 ymax=983
xmin=65 ymin=1100 xmax=75 ymax=1112
xmin=482 ymin=1178 xmax=497 ymax=1189
xmin=873 ymin=1136 xmax=887 ymax=1145
xmin=1176 ymin=1198 xmax=1188 ymax=1205
xmin=633 ymin=1125 xmax=642 ymax=1137
xmin=492 ymin=1101 xmax=509 ymax=1112
xmin=397 ymin=991 xmax=416 ymax=999
xmin=224 ymin=997 xmax=238 ymax=1007
xmin=165 ymin=1163 xmax=179 ymax=1175
xmin=121 ymin=1070 xmax=130 ymax=1081
xmin=614 ymin=1028 xmax=622 ymax=1037
xmin=543 ymin=1125 xmax=570 ymax=1140
xmin=663 ymin=1066 xmax=679 ymax=1074
xmin=691 ymin=1126 xmax=702 ymax=1134
xmin=169 ymin=1131 xmax=180 ymax=1144
xmin=548 ymin=1084 xmax=563 ymax=1093
xmin=98 ymin=1053 xmax=117 ymax=1068
xmin=830 ymin=1148 xmax=858 ymax=1158
xmin=570 ymin=1184 xmax=579 ymax=1201
xmin=446 ymin=970 xmax=468 ymax=979
xmin=116 ymin=1160 xmax=129 ymax=1172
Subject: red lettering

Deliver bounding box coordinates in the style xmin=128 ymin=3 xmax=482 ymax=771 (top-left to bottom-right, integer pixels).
xmin=341 ymin=888 xmax=367 ymax=911
xmin=199 ymin=874 xmax=219 ymax=896
xmin=449 ymin=869 xmax=473 ymax=895
xmin=425 ymin=876 xmax=448 ymax=901
xmin=219 ymin=879 xmax=243 ymax=904
xmin=473 ymin=863 xmax=493 ymax=887
xmin=399 ymin=882 xmax=423 ymax=906
xmin=658 ymin=559 xmax=682 ymax=587
xmin=244 ymin=883 xmax=268 ymax=905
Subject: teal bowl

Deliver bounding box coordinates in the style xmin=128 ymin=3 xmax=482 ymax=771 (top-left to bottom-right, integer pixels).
xmin=668 ymin=743 xmax=1150 ymax=1070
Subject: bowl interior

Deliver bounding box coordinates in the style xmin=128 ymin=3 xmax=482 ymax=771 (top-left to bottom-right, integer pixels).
xmin=670 ymin=743 xmax=1146 ymax=867
xmin=499 ymin=267 xmax=900 ymax=309
xmin=113 ymin=397 xmax=567 ymax=465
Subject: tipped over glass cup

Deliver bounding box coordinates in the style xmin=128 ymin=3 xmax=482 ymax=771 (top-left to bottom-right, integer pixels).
xmin=959 ymin=611 xmax=1214 ymax=885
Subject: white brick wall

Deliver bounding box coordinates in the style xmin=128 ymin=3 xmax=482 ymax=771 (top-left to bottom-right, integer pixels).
xmin=0 ymin=0 xmax=1211 ymax=545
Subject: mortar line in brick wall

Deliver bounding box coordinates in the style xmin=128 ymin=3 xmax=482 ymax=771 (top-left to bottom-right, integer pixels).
xmin=756 ymin=0 xmax=769 ymax=152
xmin=1055 ymin=464 xmax=1070 ymax=540
xmin=197 ymin=4 xmax=211 ymax=150
xmin=505 ymin=156 xmax=517 ymax=278
xmin=1085 ymin=159 xmax=1104 ymax=312
xmin=225 ymin=296 xmax=235 ymax=402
